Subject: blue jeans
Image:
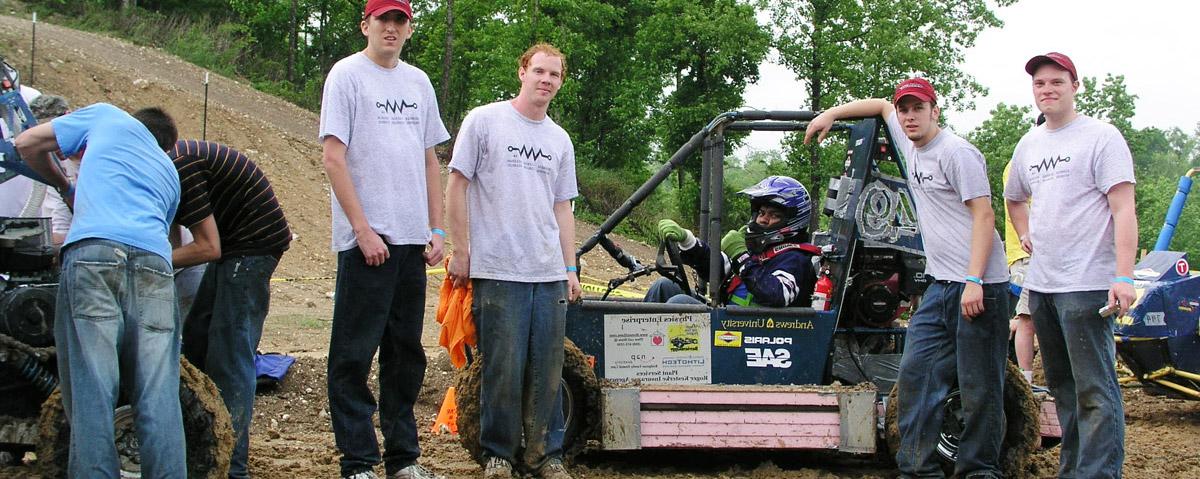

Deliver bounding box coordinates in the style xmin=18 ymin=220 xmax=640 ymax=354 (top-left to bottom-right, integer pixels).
xmin=1029 ymin=290 xmax=1124 ymax=479
xmin=643 ymin=278 xmax=703 ymax=304
xmin=54 ymin=239 xmax=186 ymax=478
xmin=475 ymin=279 xmax=567 ymax=471
xmin=174 ymin=263 xmax=207 ymax=320
xmin=183 ymin=255 xmax=279 ymax=479
xmin=896 ymin=281 xmax=1010 ymax=478
xmin=328 ymin=245 xmax=427 ymax=477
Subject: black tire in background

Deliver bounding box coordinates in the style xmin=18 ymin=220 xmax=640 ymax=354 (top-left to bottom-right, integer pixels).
xmin=456 ymin=338 xmax=600 ymax=466
xmin=37 ymin=358 xmax=234 ymax=478
xmin=885 ymin=361 xmax=1040 ymax=476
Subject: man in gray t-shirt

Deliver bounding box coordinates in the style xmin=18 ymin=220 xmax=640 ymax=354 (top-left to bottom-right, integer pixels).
xmin=806 ymin=77 xmax=1010 ymax=478
xmin=446 ymin=43 xmax=579 ymax=479
xmin=317 ymin=1 xmax=449 ymax=478
xmin=1005 ymin=52 xmax=1136 ymax=479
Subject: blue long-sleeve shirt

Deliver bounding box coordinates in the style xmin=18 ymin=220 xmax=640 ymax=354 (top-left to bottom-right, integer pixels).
xmin=679 ymin=240 xmax=817 ymax=307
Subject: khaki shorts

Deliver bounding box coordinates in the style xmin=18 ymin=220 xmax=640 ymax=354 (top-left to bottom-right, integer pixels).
xmin=1009 ymin=257 xmax=1031 ymax=317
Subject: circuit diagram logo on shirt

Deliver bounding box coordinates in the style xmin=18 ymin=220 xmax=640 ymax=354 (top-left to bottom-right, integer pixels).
xmin=374 ymin=98 xmax=420 ymax=126
xmin=507 ymin=145 xmax=553 ymax=162
xmin=1028 ymin=155 xmax=1072 ymax=184
xmin=911 ymin=170 xmax=934 ymax=185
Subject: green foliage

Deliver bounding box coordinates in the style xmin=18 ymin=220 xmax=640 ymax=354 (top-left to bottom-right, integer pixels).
xmin=765 ymin=0 xmax=1015 ymax=228
xmin=966 ymin=103 xmax=1034 ymax=233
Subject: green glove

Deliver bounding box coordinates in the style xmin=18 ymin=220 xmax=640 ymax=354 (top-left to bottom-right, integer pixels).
xmin=658 ymin=219 xmax=689 ymax=242
xmin=721 ymin=229 xmax=748 ymax=259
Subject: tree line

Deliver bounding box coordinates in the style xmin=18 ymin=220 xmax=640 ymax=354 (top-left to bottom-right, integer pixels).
xmin=23 ymin=0 xmax=1200 ymax=254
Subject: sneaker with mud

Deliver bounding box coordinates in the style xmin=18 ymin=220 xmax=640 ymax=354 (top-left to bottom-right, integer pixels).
xmin=482 ymin=456 xmax=513 ymax=479
xmin=343 ymin=471 xmax=379 ymax=479
xmin=536 ymin=459 xmax=573 ymax=479
xmin=389 ymin=464 xmax=445 ymax=479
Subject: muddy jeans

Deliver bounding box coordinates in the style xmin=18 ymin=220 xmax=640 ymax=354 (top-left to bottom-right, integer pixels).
xmin=55 ymin=239 xmax=186 ymax=478
xmin=328 ymin=245 xmax=428 ymax=477
xmin=895 ymin=280 xmax=1010 ymax=479
xmin=475 ymin=279 xmax=568 ymax=471
xmin=1029 ymin=290 xmax=1124 ymax=479
xmin=183 ymin=254 xmax=279 ymax=479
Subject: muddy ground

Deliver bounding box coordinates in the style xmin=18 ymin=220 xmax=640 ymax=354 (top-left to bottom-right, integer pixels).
xmin=1 ymin=12 xmax=1199 ymax=479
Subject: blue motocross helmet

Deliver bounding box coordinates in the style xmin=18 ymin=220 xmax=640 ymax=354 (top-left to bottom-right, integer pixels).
xmin=739 ymin=176 xmax=812 ymax=253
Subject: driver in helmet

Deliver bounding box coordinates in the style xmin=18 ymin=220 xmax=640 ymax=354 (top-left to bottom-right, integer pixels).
xmin=644 ymin=175 xmax=819 ymax=307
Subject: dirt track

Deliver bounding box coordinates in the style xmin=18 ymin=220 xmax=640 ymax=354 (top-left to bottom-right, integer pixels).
xmin=1 ymin=13 xmax=1199 ymax=479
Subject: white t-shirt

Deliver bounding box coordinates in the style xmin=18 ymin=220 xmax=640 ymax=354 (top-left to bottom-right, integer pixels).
xmin=318 ymin=52 xmax=450 ymax=252
xmin=885 ymin=112 xmax=1008 ymax=284
xmin=1004 ymin=115 xmax=1135 ymax=293
xmin=448 ymin=101 xmax=578 ymax=283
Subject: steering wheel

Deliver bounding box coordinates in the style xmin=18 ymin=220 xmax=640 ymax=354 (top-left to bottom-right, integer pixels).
xmin=655 ymin=239 xmax=697 ymax=299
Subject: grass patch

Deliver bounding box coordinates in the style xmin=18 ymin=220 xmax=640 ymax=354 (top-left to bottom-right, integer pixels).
xmin=270 ymin=313 xmax=329 ymax=330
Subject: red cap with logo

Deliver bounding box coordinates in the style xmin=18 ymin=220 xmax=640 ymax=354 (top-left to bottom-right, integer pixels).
xmin=893 ymin=77 xmax=937 ymax=105
xmin=1025 ymin=52 xmax=1077 ymax=81
xmin=364 ymin=0 xmax=412 ymax=19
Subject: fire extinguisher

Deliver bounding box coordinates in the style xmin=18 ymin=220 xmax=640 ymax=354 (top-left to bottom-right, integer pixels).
xmin=812 ymin=271 xmax=833 ymax=311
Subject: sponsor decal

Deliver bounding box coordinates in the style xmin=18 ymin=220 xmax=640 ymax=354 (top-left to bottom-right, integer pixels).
xmin=719 ymin=318 xmax=815 ymax=330
xmin=714 ymin=330 xmax=742 ymax=347
xmin=744 ymin=348 xmax=792 ymax=368
xmin=743 ymin=336 xmax=793 ymax=345
xmin=1177 ymin=259 xmax=1190 ymax=276
xmin=1179 ymin=299 xmax=1199 ymax=313
xmin=667 ymin=323 xmax=700 ymax=352
xmin=1144 ymin=311 xmax=1166 ymax=327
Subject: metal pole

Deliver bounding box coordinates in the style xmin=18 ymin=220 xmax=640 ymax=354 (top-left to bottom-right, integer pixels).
xmin=202 ymin=72 xmax=210 ymax=140
xmin=30 ymin=12 xmax=36 ymax=86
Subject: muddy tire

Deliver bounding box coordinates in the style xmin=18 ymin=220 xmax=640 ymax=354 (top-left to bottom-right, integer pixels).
xmin=37 ymin=358 xmax=234 ymax=478
xmin=456 ymin=338 xmax=600 ymax=465
xmin=885 ymin=361 xmax=1039 ymax=475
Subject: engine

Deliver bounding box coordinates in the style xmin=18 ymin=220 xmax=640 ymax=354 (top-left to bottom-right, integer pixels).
xmin=842 ymin=247 xmax=927 ymax=328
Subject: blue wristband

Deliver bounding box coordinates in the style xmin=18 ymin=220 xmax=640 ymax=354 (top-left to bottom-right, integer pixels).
xmin=964 ymin=275 xmax=983 ymax=285
xmin=566 ymin=266 xmax=578 ymax=272
xmin=1114 ymin=276 xmax=1135 ymax=285
xmin=431 ymin=228 xmax=446 ymax=238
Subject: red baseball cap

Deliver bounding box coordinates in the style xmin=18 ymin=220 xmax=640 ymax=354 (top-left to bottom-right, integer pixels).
xmin=364 ymin=0 xmax=412 ymax=19
xmin=893 ymin=77 xmax=937 ymax=105
xmin=1025 ymin=52 xmax=1077 ymax=81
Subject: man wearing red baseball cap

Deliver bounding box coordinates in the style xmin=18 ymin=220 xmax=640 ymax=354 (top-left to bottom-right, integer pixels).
xmin=806 ymin=79 xmax=1011 ymax=478
xmin=319 ymin=0 xmax=450 ymax=478
xmin=1005 ymin=52 xmax=1135 ymax=479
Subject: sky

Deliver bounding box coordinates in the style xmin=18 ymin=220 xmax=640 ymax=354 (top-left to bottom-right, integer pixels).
xmin=739 ymin=0 xmax=1200 ymax=154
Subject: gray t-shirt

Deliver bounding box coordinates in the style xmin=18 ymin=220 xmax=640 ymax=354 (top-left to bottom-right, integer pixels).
xmin=1004 ymin=115 xmax=1135 ymax=293
xmin=885 ymin=112 xmax=1008 ymax=284
xmin=448 ymin=101 xmax=578 ymax=283
xmin=318 ymin=52 xmax=450 ymax=252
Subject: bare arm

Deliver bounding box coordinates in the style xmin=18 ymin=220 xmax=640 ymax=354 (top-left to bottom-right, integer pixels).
xmin=423 ymin=147 xmax=445 ymax=266
xmin=1107 ymin=181 xmax=1138 ymax=315
xmin=1005 ymin=200 xmax=1033 ymax=253
xmin=960 ymin=197 xmax=995 ymax=318
xmin=172 ymin=215 xmax=221 ymax=268
xmin=804 ymin=99 xmax=895 ymax=144
xmin=14 ymin=122 xmax=70 ymax=192
xmin=321 ymin=136 xmax=388 ymax=266
xmin=445 ymin=170 xmax=471 ymax=287
xmin=555 ymin=200 xmax=582 ymax=301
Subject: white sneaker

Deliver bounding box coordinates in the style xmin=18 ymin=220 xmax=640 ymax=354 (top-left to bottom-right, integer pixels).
xmin=389 ymin=464 xmax=445 ymax=479
xmin=344 ymin=471 xmax=379 ymax=479
xmin=483 ymin=456 xmax=513 ymax=479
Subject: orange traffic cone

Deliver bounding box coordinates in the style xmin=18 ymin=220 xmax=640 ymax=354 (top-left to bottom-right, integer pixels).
xmin=430 ymin=386 xmax=458 ymax=435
